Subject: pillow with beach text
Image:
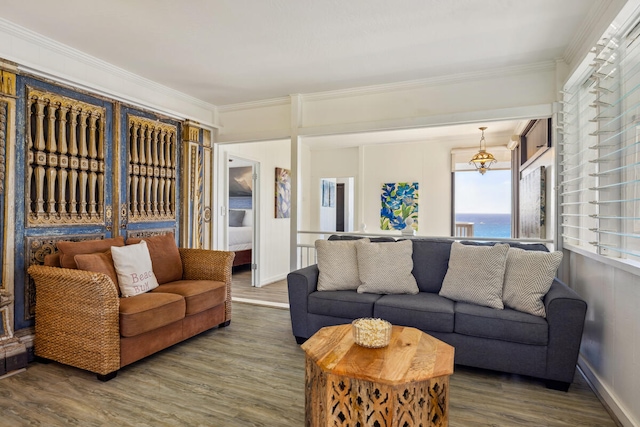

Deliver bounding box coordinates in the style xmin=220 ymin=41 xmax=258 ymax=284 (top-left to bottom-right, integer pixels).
xmin=110 ymin=240 xmax=159 ymax=297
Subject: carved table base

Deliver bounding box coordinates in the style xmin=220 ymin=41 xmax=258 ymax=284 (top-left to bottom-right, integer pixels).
xmin=302 ymin=325 xmax=454 ymax=427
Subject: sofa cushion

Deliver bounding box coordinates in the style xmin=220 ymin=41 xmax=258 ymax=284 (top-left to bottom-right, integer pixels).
xmin=308 ymin=290 xmax=382 ymax=319
xmin=119 ymin=292 xmax=186 ymax=337
xmin=454 ymin=302 xmax=548 ymax=345
xmin=439 ymin=242 xmax=509 ymax=309
xmin=74 ymin=251 xmax=120 ymax=295
xmin=315 ymin=238 xmax=366 ymax=291
xmin=56 ymin=236 xmax=125 ymax=269
xmin=355 ymin=239 xmax=419 ymax=295
xmin=503 ymin=248 xmax=563 ymax=317
xmin=373 ymin=293 xmax=454 ymax=333
xmin=111 ymin=241 xmax=160 ymax=297
xmin=410 ymin=239 xmax=455 ymax=293
xmin=127 ymin=233 xmax=183 ymax=284
xmin=152 ymin=280 xmax=227 ymax=316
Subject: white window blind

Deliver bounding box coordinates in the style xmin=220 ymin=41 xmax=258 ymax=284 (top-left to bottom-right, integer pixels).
xmin=561 ymin=15 xmax=640 ymax=261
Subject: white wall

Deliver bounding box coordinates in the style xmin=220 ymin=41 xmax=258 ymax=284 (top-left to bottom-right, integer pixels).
xmin=308 ymin=136 xmax=516 ymax=237
xmin=220 ymin=140 xmax=291 ymax=286
xmin=564 ymin=252 xmax=640 ymax=426
xmin=0 ymin=20 xmax=216 ymax=125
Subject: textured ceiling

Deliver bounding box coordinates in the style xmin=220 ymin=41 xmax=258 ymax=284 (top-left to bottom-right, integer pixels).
xmin=0 ymin=0 xmax=602 ymax=106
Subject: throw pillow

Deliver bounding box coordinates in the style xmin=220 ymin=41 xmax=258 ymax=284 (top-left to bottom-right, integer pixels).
xmin=229 ymin=209 xmax=246 ymax=227
xmin=74 ymin=251 xmax=120 ymax=295
xmin=126 ymin=233 xmax=182 ymax=284
xmin=355 ymin=239 xmax=419 ymax=295
xmin=439 ymin=242 xmax=509 ymax=309
xmin=57 ymin=236 xmax=125 ymax=269
xmin=315 ymin=238 xmax=368 ymax=291
xmin=110 ymin=241 xmax=159 ymax=297
xmin=502 ymin=248 xmax=563 ymax=317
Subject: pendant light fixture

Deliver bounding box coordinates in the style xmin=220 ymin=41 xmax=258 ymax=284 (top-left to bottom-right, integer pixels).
xmin=469 ymin=126 xmax=497 ymax=175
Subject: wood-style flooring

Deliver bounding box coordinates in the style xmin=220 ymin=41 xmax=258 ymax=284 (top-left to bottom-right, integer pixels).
xmin=0 ymin=303 xmax=618 ymax=426
xmin=231 ymin=267 xmax=289 ymax=307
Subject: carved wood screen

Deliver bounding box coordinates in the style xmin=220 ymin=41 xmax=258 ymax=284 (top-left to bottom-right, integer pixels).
xmin=127 ymin=116 xmax=177 ymax=223
xmin=26 ymin=88 xmax=108 ymax=227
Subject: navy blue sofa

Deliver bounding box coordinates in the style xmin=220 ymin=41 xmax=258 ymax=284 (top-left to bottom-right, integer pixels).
xmin=287 ymin=238 xmax=587 ymax=391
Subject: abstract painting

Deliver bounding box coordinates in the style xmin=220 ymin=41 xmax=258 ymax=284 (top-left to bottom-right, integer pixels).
xmin=380 ymin=182 xmax=419 ymax=231
xmin=275 ymin=167 xmax=291 ymax=218
xmin=321 ymin=179 xmax=336 ymax=207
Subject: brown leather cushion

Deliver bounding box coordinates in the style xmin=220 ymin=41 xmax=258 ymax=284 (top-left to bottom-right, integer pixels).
xmin=119 ymin=292 xmax=185 ymax=337
xmin=152 ymin=280 xmax=226 ymax=316
xmin=74 ymin=251 xmax=120 ymax=295
xmin=44 ymin=253 xmax=61 ymax=267
xmin=57 ymin=236 xmax=125 ymax=269
xmin=127 ymin=233 xmax=182 ymax=284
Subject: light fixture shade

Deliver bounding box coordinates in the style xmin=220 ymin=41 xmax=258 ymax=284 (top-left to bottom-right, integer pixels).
xmin=469 ymin=127 xmax=497 ymax=174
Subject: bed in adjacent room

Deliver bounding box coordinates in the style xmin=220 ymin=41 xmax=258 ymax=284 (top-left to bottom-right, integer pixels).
xmin=229 ymin=208 xmax=253 ymax=266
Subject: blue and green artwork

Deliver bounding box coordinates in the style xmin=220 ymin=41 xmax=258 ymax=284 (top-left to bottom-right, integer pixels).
xmin=380 ymin=182 xmax=419 ymax=231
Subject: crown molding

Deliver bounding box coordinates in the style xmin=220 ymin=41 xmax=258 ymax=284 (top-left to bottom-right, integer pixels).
xmin=301 ymin=61 xmax=557 ymax=102
xmin=563 ymin=0 xmax=615 ymax=66
xmin=0 ymin=18 xmax=217 ymax=115
xmin=216 ymin=61 xmax=556 ymax=113
xmin=217 ymin=96 xmax=290 ymax=113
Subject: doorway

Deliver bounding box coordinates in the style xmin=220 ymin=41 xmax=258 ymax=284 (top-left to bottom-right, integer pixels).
xmin=227 ymin=156 xmax=259 ymax=287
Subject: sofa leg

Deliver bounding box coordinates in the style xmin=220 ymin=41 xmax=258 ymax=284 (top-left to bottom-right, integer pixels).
xmin=546 ymin=380 xmax=570 ymax=392
xmin=295 ymin=336 xmax=307 ymax=345
xmin=219 ymin=320 xmax=231 ymax=328
xmin=97 ymin=371 xmax=118 ymax=382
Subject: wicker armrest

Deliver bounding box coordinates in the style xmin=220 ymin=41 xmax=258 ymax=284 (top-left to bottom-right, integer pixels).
xmin=178 ymin=248 xmax=235 ymax=283
xmin=27 ymin=265 xmax=120 ymax=375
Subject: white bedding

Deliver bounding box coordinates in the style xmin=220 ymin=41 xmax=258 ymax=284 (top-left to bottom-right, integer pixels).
xmin=229 ymin=226 xmax=252 ymax=251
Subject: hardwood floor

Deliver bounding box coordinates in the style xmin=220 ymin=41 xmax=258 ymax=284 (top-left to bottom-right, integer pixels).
xmin=0 ymin=302 xmax=618 ymax=426
xmin=231 ymin=267 xmax=289 ymax=307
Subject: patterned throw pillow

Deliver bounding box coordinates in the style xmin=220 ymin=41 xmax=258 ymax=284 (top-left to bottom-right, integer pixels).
xmin=502 ymin=248 xmax=563 ymax=317
xmin=439 ymin=242 xmax=509 ymax=309
xmin=315 ymin=239 xmax=367 ymax=291
xmin=110 ymin=241 xmax=159 ymax=297
xmin=355 ymin=239 xmax=418 ymax=295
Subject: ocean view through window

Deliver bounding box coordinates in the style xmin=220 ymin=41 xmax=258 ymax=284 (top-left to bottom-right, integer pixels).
xmin=455 ymin=170 xmax=511 ymax=238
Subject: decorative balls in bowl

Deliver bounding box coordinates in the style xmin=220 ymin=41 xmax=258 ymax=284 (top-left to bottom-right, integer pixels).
xmin=352 ymin=318 xmax=392 ymax=348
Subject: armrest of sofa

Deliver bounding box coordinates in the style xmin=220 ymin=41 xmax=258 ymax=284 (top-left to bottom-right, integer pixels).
xmin=178 ymin=248 xmax=234 ymax=284
xmin=27 ymin=265 xmax=120 ymax=375
xmin=287 ymin=264 xmax=319 ymax=341
xmin=179 ymin=248 xmax=234 ymax=324
xmin=543 ymin=278 xmax=588 ymax=384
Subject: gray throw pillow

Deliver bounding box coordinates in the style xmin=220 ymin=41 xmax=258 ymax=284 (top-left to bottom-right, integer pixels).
xmin=439 ymin=242 xmax=509 ymax=309
xmin=316 ymin=239 xmax=368 ymax=291
xmin=502 ymin=247 xmax=563 ymax=317
xmin=355 ymin=239 xmax=419 ymax=295
xmin=229 ymin=209 xmax=245 ymax=227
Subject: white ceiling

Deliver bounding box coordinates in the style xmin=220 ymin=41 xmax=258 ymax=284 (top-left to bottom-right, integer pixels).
xmin=0 ymin=0 xmax=602 ymax=106
xmin=0 ymin=0 xmax=610 ymax=146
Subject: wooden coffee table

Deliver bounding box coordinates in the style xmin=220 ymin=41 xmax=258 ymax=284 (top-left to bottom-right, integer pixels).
xmin=301 ymin=324 xmax=454 ymax=427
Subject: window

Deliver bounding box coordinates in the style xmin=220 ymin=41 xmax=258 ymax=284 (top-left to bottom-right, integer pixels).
xmin=454 ymin=170 xmax=512 ymax=238
xmin=561 ymin=15 xmax=640 ymax=262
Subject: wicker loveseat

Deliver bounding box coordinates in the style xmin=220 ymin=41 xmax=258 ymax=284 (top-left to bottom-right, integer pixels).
xmin=27 ymin=234 xmax=234 ymax=381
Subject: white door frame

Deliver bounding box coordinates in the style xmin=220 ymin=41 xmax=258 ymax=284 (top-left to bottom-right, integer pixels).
xmin=223 ymin=153 xmax=261 ymax=287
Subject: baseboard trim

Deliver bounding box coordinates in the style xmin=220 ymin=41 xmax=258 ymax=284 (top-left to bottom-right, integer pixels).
xmin=578 ymin=356 xmax=638 ymax=427
xmin=258 ymin=273 xmax=287 ymax=287
xmin=0 ymin=367 xmax=26 ymax=380
xmin=232 ymin=297 xmax=289 ymax=310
